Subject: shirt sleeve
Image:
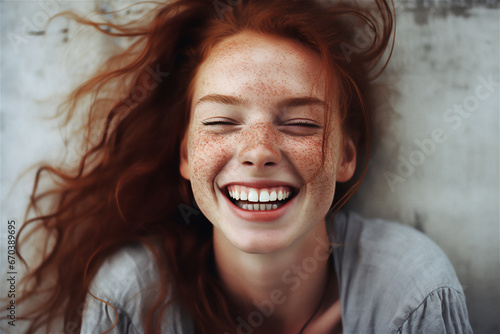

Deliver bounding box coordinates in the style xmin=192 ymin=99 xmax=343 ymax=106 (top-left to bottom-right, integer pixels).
xmin=398 ymin=287 xmax=473 ymax=334
xmin=81 ymin=294 xmax=140 ymax=334
xmin=80 ymin=244 xmax=156 ymax=334
xmin=331 ymin=211 xmax=474 ymax=334
xmin=80 ymin=244 xmax=194 ymax=334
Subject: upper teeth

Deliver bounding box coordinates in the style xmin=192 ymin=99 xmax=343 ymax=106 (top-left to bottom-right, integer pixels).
xmin=227 ymin=186 xmax=292 ymax=203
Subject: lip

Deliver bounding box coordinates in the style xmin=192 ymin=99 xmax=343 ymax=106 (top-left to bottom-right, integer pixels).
xmin=219 ymin=180 xmax=298 ymax=222
xmin=220 ymin=180 xmax=298 ymax=189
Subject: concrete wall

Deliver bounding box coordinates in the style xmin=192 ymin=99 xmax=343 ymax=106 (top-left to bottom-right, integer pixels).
xmin=1 ymin=1 xmax=499 ymax=332
xmin=350 ymin=3 xmax=500 ymax=332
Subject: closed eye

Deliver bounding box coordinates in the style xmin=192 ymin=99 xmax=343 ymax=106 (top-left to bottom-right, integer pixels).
xmin=284 ymin=121 xmax=321 ymax=128
xmin=200 ymin=118 xmax=240 ymax=134
xmin=280 ymin=119 xmax=322 ymax=136
xmin=201 ymin=118 xmax=238 ymax=126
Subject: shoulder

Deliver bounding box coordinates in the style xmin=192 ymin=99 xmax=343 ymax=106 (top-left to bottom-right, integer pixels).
xmin=81 ymin=243 xmax=193 ymax=334
xmin=330 ymin=211 xmax=472 ymax=334
xmin=330 ymin=211 xmax=461 ymax=288
xmin=90 ymin=243 xmax=160 ymax=293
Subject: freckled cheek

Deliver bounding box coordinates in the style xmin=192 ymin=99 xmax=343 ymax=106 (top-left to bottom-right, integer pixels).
xmin=187 ymin=133 xmax=234 ymax=185
xmin=185 ymin=133 xmax=235 ymax=215
xmin=282 ymin=137 xmax=338 ymax=217
xmin=283 ymin=137 xmax=327 ymax=182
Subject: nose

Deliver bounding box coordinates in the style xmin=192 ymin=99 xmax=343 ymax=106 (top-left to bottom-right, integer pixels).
xmin=238 ymin=123 xmax=281 ymax=169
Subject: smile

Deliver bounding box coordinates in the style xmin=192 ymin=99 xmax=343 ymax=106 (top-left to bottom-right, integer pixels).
xmin=226 ymin=185 xmax=294 ymax=211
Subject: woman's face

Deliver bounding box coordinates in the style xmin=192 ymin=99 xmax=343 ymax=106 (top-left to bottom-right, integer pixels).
xmin=180 ymin=31 xmax=356 ymax=254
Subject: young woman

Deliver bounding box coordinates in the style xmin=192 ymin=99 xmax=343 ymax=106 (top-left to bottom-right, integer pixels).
xmin=10 ymin=0 xmax=472 ymax=333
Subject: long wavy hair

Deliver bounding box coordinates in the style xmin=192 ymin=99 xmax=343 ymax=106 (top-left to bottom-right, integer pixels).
xmin=10 ymin=0 xmax=394 ymax=332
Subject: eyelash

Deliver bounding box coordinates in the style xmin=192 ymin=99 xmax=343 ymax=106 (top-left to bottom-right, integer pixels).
xmin=201 ymin=120 xmax=236 ymax=126
xmin=201 ymin=120 xmax=320 ymax=128
xmin=285 ymin=121 xmax=321 ymax=128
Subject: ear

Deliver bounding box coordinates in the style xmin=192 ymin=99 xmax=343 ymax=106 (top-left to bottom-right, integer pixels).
xmin=336 ymin=137 xmax=356 ymax=183
xmin=179 ymin=135 xmax=191 ymax=180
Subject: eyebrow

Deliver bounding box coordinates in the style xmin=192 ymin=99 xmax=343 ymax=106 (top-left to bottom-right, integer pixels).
xmin=195 ymin=94 xmax=326 ymax=109
xmin=196 ymin=94 xmax=247 ymax=107
xmin=276 ymin=97 xmax=326 ymax=109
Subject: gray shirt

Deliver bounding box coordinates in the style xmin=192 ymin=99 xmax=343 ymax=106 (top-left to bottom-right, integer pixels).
xmin=81 ymin=211 xmax=473 ymax=333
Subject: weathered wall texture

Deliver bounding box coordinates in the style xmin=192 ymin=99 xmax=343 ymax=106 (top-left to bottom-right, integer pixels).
xmin=1 ymin=0 xmax=499 ymax=332
xmin=350 ymin=3 xmax=500 ymax=332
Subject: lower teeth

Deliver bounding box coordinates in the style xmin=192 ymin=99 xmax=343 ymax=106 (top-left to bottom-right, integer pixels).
xmin=240 ymin=203 xmax=279 ymax=211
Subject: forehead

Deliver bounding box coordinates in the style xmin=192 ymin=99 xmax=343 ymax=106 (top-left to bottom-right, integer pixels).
xmin=192 ymin=31 xmax=326 ymax=105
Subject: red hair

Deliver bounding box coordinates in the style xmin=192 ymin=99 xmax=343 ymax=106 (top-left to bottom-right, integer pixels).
xmin=8 ymin=0 xmax=394 ymax=332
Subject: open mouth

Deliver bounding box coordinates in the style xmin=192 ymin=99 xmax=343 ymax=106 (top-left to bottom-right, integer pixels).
xmin=225 ymin=185 xmax=295 ymax=211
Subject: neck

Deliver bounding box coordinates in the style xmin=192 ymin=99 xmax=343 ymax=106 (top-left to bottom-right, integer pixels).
xmin=213 ymin=221 xmax=333 ymax=333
